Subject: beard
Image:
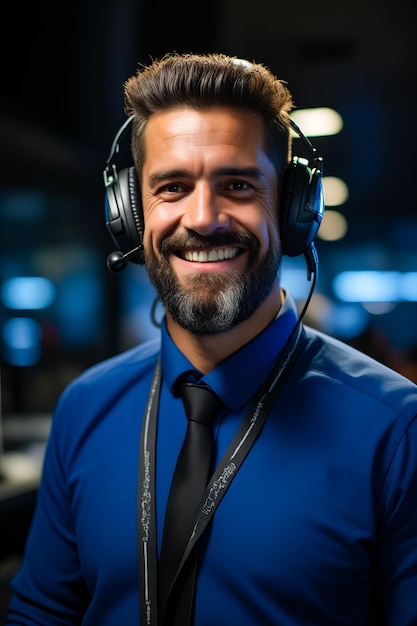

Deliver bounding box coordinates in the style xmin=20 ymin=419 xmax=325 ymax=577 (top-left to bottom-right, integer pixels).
xmin=145 ymin=231 xmax=281 ymax=335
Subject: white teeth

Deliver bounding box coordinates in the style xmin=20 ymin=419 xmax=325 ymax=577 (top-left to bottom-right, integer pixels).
xmin=184 ymin=248 xmax=239 ymax=262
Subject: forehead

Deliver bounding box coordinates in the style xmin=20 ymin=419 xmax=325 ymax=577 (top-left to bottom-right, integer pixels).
xmin=142 ymin=106 xmax=268 ymax=166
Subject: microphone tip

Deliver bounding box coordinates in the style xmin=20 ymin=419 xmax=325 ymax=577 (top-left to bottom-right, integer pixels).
xmin=106 ymin=251 xmax=127 ymax=273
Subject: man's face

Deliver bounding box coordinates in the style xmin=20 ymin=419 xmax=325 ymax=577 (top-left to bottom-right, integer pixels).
xmin=141 ymin=107 xmax=282 ymax=335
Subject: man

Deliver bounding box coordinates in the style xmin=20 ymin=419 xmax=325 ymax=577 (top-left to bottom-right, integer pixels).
xmin=6 ymin=52 xmax=417 ymax=626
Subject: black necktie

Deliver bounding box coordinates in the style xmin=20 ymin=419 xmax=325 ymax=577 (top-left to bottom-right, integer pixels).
xmin=159 ymin=380 xmax=221 ymax=625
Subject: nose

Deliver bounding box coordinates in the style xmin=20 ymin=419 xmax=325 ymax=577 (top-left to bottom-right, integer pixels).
xmin=181 ymin=183 xmax=230 ymax=235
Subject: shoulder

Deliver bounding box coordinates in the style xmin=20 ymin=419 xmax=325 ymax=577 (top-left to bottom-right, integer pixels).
xmin=299 ymin=325 xmax=417 ymax=420
xmin=57 ymin=337 xmax=161 ymax=409
xmin=77 ymin=336 xmax=161 ymax=382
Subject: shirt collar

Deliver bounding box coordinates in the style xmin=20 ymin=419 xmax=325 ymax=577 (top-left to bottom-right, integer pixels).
xmin=161 ymin=291 xmax=299 ymax=411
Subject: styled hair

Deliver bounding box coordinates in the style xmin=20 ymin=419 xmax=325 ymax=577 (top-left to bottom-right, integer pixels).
xmin=124 ymin=52 xmax=294 ymax=182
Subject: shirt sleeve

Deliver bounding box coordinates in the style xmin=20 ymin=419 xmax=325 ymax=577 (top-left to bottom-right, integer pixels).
xmin=6 ymin=387 xmax=90 ymax=624
xmin=375 ymin=414 xmax=417 ymax=624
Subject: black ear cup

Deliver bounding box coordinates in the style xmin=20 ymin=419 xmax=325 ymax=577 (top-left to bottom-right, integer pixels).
xmin=104 ymin=165 xmax=145 ymax=265
xmin=280 ymin=156 xmax=324 ymax=257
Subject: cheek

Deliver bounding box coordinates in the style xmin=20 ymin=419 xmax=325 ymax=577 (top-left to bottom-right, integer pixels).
xmin=142 ymin=217 xmax=161 ymax=259
xmin=253 ymin=204 xmax=280 ymax=249
xmin=142 ymin=206 xmax=176 ymax=253
xmin=144 ymin=227 xmax=166 ymax=261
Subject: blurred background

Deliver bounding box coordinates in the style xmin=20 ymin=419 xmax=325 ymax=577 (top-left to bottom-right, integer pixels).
xmin=0 ymin=0 xmax=416 ymax=612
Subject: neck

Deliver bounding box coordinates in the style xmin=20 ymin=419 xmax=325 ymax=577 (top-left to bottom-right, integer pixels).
xmin=166 ymin=281 xmax=283 ymax=374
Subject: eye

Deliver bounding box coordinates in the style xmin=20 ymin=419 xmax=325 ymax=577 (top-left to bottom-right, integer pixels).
xmin=223 ymin=179 xmax=257 ymax=199
xmin=227 ymin=180 xmax=251 ymax=191
xmin=156 ymin=181 xmax=189 ymax=200
xmin=163 ymin=182 xmax=185 ymax=193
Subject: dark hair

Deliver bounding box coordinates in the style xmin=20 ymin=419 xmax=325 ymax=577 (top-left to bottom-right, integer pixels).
xmin=124 ymin=52 xmax=294 ymax=182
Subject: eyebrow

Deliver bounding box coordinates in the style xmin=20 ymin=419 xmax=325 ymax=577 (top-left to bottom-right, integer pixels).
xmin=147 ymin=170 xmax=189 ymax=188
xmin=214 ymin=166 xmax=265 ymax=179
xmin=147 ymin=166 xmax=266 ymax=188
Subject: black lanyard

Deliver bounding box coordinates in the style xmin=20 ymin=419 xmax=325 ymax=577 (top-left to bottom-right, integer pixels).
xmin=137 ymin=323 xmax=304 ymax=625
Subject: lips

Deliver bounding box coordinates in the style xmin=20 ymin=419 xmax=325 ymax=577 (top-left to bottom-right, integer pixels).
xmin=183 ymin=247 xmax=240 ymax=262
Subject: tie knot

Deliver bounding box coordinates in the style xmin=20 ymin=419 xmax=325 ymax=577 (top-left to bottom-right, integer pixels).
xmin=179 ymin=381 xmax=221 ymax=426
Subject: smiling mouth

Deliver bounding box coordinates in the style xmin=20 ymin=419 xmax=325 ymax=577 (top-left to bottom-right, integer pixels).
xmin=181 ymin=247 xmax=241 ymax=262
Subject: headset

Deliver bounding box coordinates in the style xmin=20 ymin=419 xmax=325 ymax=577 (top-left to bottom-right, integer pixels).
xmin=103 ymin=115 xmax=325 ymax=277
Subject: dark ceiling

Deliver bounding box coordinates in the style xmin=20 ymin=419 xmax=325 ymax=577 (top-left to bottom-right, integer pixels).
xmin=1 ymin=0 xmax=416 ymax=225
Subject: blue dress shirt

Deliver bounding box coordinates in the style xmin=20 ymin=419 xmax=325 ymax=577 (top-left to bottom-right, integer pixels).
xmin=6 ymin=293 xmax=417 ymax=625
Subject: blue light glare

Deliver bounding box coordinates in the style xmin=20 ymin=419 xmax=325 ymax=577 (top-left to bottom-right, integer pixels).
xmin=2 ymin=317 xmax=42 ymax=366
xmin=333 ymin=271 xmax=417 ymax=302
xmin=281 ymin=269 xmax=311 ymax=299
xmin=2 ymin=276 xmax=56 ymax=310
xmin=281 ymin=256 xmax=311 ymax=300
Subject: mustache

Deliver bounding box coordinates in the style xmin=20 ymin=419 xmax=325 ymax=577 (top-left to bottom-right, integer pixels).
xmin=160 ymin=231 xmax=258 ymax=254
